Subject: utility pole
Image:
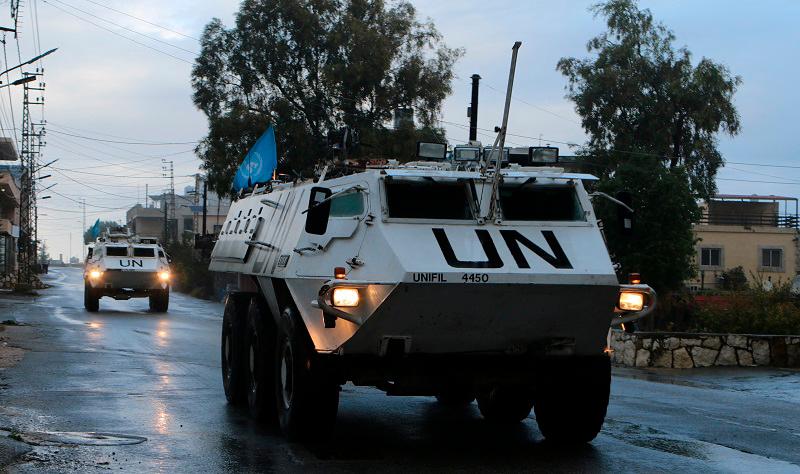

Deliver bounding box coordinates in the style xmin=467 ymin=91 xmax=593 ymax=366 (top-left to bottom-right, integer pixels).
xmin=17 ymin=71 xmax=45 ymax=286
xmin=161 ymin=159 xmax=174 ymax=244
xmin=468 ymin=74 xmax=481 ymax=142
xmin=81 ymin=198 xmax=86 ymax=261
xmin=202 ymin=178 xmax=208 ymax=236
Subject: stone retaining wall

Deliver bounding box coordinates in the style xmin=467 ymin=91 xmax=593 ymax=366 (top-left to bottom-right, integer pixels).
xmin=609 ymin=330 xmax=800 ymax=369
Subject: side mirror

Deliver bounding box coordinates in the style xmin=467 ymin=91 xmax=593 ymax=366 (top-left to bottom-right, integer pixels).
xmin=616 ymin=191 xmax=634 ymax=236
xmin=305 ymin=187 xmax=333 ymax=235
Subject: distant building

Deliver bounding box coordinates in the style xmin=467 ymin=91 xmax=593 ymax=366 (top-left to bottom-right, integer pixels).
xmin=126 ymin=175 xmax=230 ymax=244
xmin=688 ymin=194 xmax=799 ymax=290
xmin=0 ymin=164 xmax=21 ymax=288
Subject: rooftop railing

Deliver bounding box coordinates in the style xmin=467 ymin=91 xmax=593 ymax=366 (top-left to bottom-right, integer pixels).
xmin=698 ymin=212 xmax=799 ymax=229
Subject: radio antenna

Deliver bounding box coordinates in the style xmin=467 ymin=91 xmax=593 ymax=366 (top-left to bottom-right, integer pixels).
xmin=487 ymin=41 xmax=522 ymax=222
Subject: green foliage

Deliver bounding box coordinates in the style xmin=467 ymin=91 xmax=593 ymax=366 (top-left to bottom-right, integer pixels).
xmin=595 ymin=158 xmax=700 ymax=291
xmin=558 ymin=0 xmax=741 ymax=200
xmin=720 ymin=266 xmax=748 ymax=291
xmin=692 ymin=283 xmax=800 ymax=335
xmin=165 ymin=237 xmax=215 ymax=299
xmin=192 ymin=0 xmax=462 ymax=195
xmin=559 ymin=0 xmax=741 ymax=292
xmin=83 ymin=220 xmax=119 ymax=244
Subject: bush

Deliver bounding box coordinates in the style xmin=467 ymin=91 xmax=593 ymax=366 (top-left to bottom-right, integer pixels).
xmin=691 ymin=282 xmax=800 ymax=335
xmin=720 ymin=266 xmax=747 ymax=291
xmin=165 ymin=237 xmax=216 ymax=300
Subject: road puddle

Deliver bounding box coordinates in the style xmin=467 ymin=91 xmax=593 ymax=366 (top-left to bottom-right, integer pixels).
xmin=16 ymin=431 xmax=147 ymax=447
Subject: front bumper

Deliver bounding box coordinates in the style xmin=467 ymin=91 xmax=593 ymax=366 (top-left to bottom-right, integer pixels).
xmin=86 ymin=270 xmax=168 ymax=292
xmin=318 ymin=281 xmax=619 ymax=357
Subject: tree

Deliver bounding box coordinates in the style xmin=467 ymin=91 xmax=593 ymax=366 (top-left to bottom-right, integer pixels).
xmin=558 ymin=0 xmax=741 ymax=292
xmin=83 ymin=220 xmax=118 ymax=244
xmin=557 ymin=0 xmax=741 ymax=199
xmin=192 ymin=0 xmax=461 ymax=195
xmin=594 ymin=158 xmax=700 ymax=291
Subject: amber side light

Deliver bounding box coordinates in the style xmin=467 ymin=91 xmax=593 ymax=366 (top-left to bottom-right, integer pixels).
xmin=628 ymin=272 xmax=641 ymax=285
xmin=334 ymin=267 xmax=347 ymax=279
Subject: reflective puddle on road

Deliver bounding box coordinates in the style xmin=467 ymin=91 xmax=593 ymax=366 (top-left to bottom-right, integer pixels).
xmin=16 ymin=431 xmax=147 ymax=447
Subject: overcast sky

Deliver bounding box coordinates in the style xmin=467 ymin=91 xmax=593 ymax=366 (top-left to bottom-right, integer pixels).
xmin=5 ymin=0 xmax=798 ymax=261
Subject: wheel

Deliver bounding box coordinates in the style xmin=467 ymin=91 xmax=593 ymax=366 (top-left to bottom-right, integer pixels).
xmin=244 ymin=297 xmax=278 ymax=424
xmin=477 ymin=386 xmax=533 ymax=423
xmin=221 ymin=294 xmax=249 ymax=405
xmin=149 ymin=287 xmax=169 ymax=312
xmin=533 ymin=356 xmax=611 ymax=444
xmin=84 ymin=282 xmax=99 ymax=312
xmin=435 ymin=385 xmax=475 ymax=406
xmin=275 ymin=306 xmax=339 ymax=440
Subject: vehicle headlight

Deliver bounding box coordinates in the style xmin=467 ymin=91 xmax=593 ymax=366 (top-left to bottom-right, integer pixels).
xmin=332 ymin=288 xmax=359 ymax=307
xmin=158 ymin=271 xmax=171 ymax=281
xmin=89 ymin=270 xmax=103 ymax=279
xmin=619 ymin=292 xmax=645 ymax=312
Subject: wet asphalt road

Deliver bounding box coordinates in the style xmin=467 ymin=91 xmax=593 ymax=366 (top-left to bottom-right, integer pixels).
xmin=1 ymin=267 xmax=800 ymax=472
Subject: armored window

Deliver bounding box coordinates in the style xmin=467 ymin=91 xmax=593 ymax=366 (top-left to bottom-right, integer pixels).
xmin=499 ymin=185 xmax=584 ymax=221
xmin=760 ymin=248 xmax=783 ymax=271
xmin=385 ymin=179 xmax=474 ymax=220
xmin=158 ymin=250 xmax=165 ymax=258
xmin=87 ymin=248 xmax=94 ymax=259
xmin=700 ymin=247 xmax=722 ymax=268
xmin=329 ymin=192 xmax=364 ymax=217
xmin=133 ymin=247 xmax=155 ymax=257
xmin=105 ymin=247 xmax=127 ymax=257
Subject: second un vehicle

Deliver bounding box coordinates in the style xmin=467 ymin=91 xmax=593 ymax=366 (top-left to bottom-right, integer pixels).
xmin=84 ymin=229 xmax=172 ymax=313
xmin=209 ymin=42 xmax=656 ymax=443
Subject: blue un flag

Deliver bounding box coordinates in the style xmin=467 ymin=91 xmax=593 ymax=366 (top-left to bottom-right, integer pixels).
xmin=232 ymin=126 xmax=278 ymax=192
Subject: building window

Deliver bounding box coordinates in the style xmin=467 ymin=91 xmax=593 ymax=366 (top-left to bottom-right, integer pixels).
xmin=760 ymin=247 xmax=783 ymax=271
xmin=700 ymin=247 xmax=723 ymax=269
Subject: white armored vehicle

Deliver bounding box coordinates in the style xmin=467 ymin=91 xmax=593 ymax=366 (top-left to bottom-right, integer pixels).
xmin=84 ymin=230 xmax=172 ymax=313
xmin=210 ymin=42 xmax=656 ymax=443
xmin=210 ymin=156 xmax=656 ymax=443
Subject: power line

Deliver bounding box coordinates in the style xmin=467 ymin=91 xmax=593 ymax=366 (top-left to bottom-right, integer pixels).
xmin=480 ymin=80 xmax=582 ymax=126
xmin=726 ymin=160 xmax=800 ymax=170
xmin=51 ymin=166 xmax=194 ymax=179
xmin=717 ymin=177 xmax=800 ymax=186
xmin=41 ymin=0 xmax=195 ymax=65
xmin=79 ymin=0 xmax=200 ymax=41
xmin=47 ymin=119 xmax=195 ymax=144
xmin=48 ymin=187 xmax=137 ymax=209
xmin=47 ymin=127 xmax=199 ymax=145
xmin=48 ymin=0 xmax=199 ymax=56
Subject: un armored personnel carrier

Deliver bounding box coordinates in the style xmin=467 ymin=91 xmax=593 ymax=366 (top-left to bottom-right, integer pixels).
xmin=210 ymin=42 xmax=655 ymax=443
xmin=84 ymin=230 xmax=172 ymax=313
xmin=209 ymin=157 xmax=656 ymax=442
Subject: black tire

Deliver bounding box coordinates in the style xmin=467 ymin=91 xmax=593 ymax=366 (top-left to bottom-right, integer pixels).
xmin=221 ymin=295 xmax=249 ymax=405
xmin=275 ymin=306 xmax=339 ymax=440
xmin=84 ymin=282 xmax=99 ymax=312
xmin=435 ymin=385 xmax=476 ymax=406
xmin=245 ymin=298 xmax=278 ymax=424
xmin=149 ymin=287 xmax=169 ymax=312
xmin=533 ymin=356 xmax=611 ymax=444
xmin=477 ymin=386 xmax=534 ymax=423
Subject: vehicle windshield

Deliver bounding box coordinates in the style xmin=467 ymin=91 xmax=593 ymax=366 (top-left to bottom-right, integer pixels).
xmin=384 ymin=178 xmax=475 ymax=220
xmin=133 ymin=247 xmax=156 ymax=257
xmin=499 ymin=184 xmax=585 ymax=221
xmin=105 ymin=246 xmax=128 ymax=257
